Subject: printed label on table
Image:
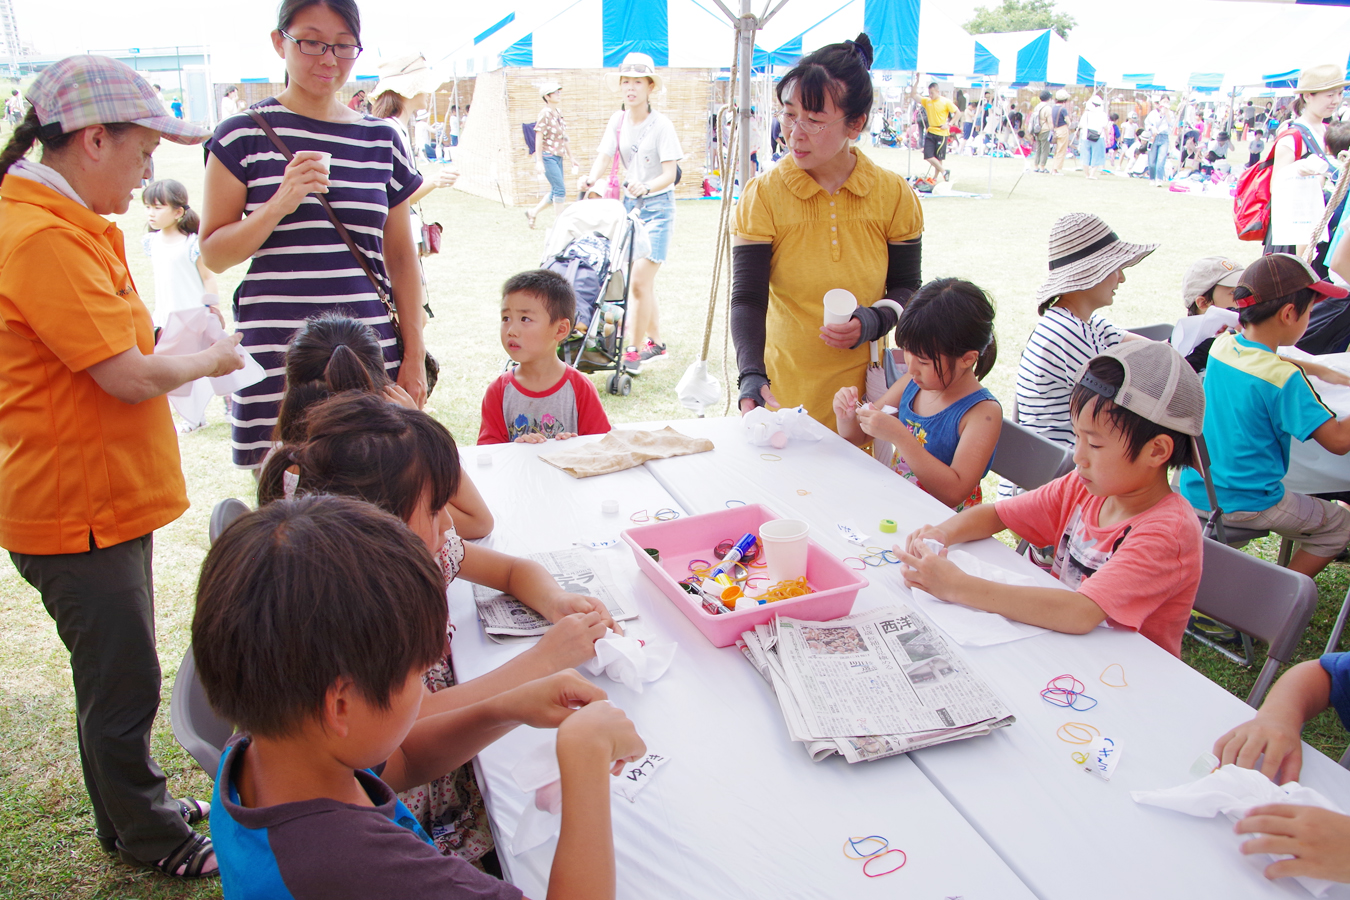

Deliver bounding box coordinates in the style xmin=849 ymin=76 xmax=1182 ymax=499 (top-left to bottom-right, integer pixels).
xmin=836 ymin=523 xmax=870 ymax=546
xmin=612 ymin=752 xmax=669 ymax=802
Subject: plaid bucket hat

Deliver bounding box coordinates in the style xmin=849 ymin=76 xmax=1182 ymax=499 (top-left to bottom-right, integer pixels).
xmin=25 ymin=55 xmax=208 ymax=144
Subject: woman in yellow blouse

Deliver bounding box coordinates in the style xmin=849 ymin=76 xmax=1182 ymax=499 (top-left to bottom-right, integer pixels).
xmin=733 ymin=33 xmax=924 ymax=428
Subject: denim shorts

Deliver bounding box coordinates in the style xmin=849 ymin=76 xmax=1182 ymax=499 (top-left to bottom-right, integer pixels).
xmin=625 ymin=191 xmax=675 ymax=264
xmin=542 ymin=154 xmax=566 ymax=202
xmin=1080 ymin=136 xmax=1105 ymax=167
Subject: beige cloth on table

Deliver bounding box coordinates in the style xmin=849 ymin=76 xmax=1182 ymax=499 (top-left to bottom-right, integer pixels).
xmin=539 ymin=427 xmax=714 ymax=478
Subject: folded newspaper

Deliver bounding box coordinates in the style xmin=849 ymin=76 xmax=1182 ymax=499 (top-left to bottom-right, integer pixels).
xmin=473 ymin=549 xmax=638 ymax=637
xmin=737 ymin=604 xmax=1014 ymax=763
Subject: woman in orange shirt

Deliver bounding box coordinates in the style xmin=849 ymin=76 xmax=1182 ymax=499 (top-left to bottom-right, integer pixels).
xmin=0 ymin=57 xmax=242 ymax=879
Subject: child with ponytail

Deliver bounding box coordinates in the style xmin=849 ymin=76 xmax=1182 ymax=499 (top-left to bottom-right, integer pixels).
xmin=142 ymin=179 xmax=217 ymax=330
xmin=834 ymin=278 xmax=1002 ymax=510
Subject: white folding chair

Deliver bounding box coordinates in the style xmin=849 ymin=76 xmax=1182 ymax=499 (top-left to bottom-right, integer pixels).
xmin=1190 ymin=538 xmax=1318 ymax=707
xmin=170 ymin=498 xmax=248 ymax=776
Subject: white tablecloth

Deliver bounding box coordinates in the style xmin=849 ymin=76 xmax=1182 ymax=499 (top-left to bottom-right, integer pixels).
xmin=644 ymin=417 xmax=1350 ymax=900
xmin=451 ymin=435 xmax=1035 ymax=900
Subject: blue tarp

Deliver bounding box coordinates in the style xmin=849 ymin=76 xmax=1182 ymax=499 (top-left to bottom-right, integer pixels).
xmin=603 ymin=0 xmax=669 ymax=66
xmin=1076 ymin=55 xmax=1095 ymax=86
xmin=974 ymin=41 xmax=999 ymax=76
xmin=1264 ymin=68 xmax=1300 ymax=88
xmin=752 ymin=37 xmax=802 ymax=69
xmin=1016 ymin=30 xmax=1049 ymax=83
xmin=475 ymin=13 xmax=515 ymax=45
xmin=502 ymin=34 xmax=532 ymax=67
xmin=864 ymin=0 xmax=920 ymax=71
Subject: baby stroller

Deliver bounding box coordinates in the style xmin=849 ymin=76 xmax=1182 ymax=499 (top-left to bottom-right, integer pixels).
xmin=539 ymin=199 xmax=647 ymax=395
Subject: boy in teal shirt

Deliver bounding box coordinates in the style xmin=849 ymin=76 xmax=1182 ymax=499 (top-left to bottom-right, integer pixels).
xmin=1180 ymin=254 xmax=1350 ymax=577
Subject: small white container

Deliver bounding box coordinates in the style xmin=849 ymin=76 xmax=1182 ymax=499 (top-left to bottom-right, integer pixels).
xmin=822 ymin=289 xmax=858 ymax=326
xmin=759 ymin=518 xmax=810 ymax=583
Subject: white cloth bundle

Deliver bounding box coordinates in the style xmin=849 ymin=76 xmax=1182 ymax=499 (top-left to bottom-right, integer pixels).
xmin=908 ymin=548 xmax=1051 ymax=646
xmin=154 ymin=307 xmax=265 ymax=425
xmin=1132 ymin=764 xmax=1345 ymax=897
xmin=579 ymin=629 xmax=677 ymax=693
xmin=742 ymin=405 xmax=829 ymax=447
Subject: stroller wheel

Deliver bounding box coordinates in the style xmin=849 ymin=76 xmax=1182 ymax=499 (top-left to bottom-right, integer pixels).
xmin=607 ymin=373 xmax=632 ymax=396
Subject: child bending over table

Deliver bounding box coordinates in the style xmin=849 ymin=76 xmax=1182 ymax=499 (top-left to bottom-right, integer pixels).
xmin=1212 ymin=652 xmax=1350 ymax=885
xmin=260 ymin=392 xmax=617 ymax=863
xmin=834 ymin=278 xmax=1002 ymax=511
xmin=196 ymin=494 xmax=644 ymax=900
xmin=900 ymin=341 xmax=1205 ymax=657
xmin=273 ymin=312 xmax=494 ymax=539
xmin=1179 ymin=254 xmax=1350 ymax=579
xmin=479 ymin=270 xmax=610 ymax=444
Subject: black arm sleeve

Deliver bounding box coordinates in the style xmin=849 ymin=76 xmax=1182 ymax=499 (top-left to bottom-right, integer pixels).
xmin=847 ymin=238 xmax=924 ymax=348
xmin=885 ymin=238 xmax=922 ymax=302
xmin=731 ymin=242 xmax=773 ymax=407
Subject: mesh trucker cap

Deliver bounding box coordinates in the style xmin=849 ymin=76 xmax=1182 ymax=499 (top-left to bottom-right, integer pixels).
xmin=1181 ymin=256 xmax=1243 ymax=304
xmin=1233 ymin=253 xmax=1348 ymax=308
xmin=25 ymin=55 xmax=208 ymax=144
xmin=1074 ymin=340 xmax=1205 ymax=438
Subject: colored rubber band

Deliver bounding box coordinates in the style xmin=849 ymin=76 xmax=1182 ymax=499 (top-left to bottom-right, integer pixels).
xmin=862 ymin=553 xmax=887 ymax=567
xmin=842 ymin=836 xmax=889 ymax=860
xmin=844 ymin=557 xmax=867 ymax=571
xmin=1056 ymin=722 xmax=1100 ymax=745
xmin=686 ymin=559 xmax=711 ymax=574
xmin=1071 ymin=752 xmax=1088 ymax=765
xmin=759 ymin=453 xmax=783 ymax=462
xmin=796 ymin=489 xmax=812 ymax=496
xmin=881 ymin=549 xmax=901 ymax=564
xmin=725 ymin=499 xmax=747 ymax=508
xmin=654 ymin=508 xmax=680 ymax=521
xmin=629 ymin=510 xmax=650 ymax=523
xmin=1100 ymin=663 xmax=1129 ymax=688
xmin=862 ymin=848 xmax=907 ymax=877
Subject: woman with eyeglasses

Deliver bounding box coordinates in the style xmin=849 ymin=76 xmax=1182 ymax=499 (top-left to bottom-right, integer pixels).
xmin=731 ymin=33 xmax=924 ymax=428
xmin=200 ymin=0 xmax=427 ymax=469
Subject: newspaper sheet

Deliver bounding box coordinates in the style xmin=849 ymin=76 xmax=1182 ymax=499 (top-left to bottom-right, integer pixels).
xmin=473 ymin=549 xmax=637 ymax=637
xmin=739 ymin=604 xmax=1014 ymax=763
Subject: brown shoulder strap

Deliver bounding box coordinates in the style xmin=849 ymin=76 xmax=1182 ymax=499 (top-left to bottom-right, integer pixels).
xmin=245 ymin=108 xmax=397 ymax=320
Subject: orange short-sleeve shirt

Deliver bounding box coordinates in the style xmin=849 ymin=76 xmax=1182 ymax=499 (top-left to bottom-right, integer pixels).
xmin=0 ymin=176 xmax=188 ymax=555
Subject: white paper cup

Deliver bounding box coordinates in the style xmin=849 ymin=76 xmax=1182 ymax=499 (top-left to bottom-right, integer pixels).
xmin=311 ymin=151 xmax=332 ymax=175
xmin=822 ymin=288 xmax=857 ymax=326
xmin=760 ymin=518 xmax=810 ymax=583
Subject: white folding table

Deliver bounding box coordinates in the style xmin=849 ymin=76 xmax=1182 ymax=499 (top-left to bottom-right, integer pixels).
xmin=450 ymin=438 xmax=1036 ymax=900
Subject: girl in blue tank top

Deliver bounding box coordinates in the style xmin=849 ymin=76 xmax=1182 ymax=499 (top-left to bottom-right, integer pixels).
xmin=834 ymin=279 xmax=1003 ymax=510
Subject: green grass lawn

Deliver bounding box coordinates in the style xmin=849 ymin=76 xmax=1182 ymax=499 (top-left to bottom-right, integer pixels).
xmin=1 ymin=136 xmax=1345 ymax=898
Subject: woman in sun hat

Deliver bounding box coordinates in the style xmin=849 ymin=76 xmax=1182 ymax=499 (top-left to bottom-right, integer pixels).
xmin=372 ymin=54 xmax=457 ymax=266
xmin=1268 ymin=63 xmax=1348 ymax=260
xmin=201 ymin=0 xmax=428 ymax=468
xmin=1013 ymin=212 xmax=1159 ymax=451
xmin=527 ymin=80 xmax=574 ymax=229
xmin=0 ymin=54 xmax=245 ymax=879
xmin=578 ymin=51 xmax=684 ymax=373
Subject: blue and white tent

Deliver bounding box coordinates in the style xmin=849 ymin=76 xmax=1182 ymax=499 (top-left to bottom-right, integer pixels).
xmin=440 ymin=0 xmax=977 ymax=76
xmin=967 ymin=29 xmax=1096 ymax=86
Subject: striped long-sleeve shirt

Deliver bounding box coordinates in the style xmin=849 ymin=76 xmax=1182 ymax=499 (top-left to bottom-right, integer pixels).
xmin=1014 ymin=307 xmax=1123 ymax=448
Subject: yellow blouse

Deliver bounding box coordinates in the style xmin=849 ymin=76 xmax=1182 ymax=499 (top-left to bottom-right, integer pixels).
xmin=734 ymin=148 xmax=923 ymax=427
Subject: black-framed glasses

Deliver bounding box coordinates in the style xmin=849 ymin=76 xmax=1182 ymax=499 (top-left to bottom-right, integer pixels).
xmin=280 ymin=30 xmax=363 ymax=60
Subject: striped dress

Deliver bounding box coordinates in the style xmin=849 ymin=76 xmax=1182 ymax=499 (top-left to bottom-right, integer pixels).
xmin=206 ymin=99 xmax=423 ymax=467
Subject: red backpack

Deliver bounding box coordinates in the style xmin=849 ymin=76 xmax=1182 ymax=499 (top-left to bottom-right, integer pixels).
xmin=1233 ymin=123 xmax=1320 ymax=242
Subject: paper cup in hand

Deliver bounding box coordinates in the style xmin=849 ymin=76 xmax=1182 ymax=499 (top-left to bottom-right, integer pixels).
xmin=822 ymin=289 xmax=857 ymax=326
xmin=310 ymin=151 xmax=332 ymax=175
xmin=760 ymin=519 xmax=810 ymax=583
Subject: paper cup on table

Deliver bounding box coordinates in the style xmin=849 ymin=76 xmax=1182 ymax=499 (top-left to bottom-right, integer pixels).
xmin=822 ymin=289 xmax=857 ymax=326
xmin=760 ymin=519 xmax=810 ymax=584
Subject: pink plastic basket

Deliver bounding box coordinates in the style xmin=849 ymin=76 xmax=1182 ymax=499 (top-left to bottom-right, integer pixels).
xmin=622 ymin=504 xmax=868 ymax=647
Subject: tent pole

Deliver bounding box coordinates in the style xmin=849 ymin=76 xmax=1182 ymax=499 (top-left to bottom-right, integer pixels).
xmin=738 ymin=0 xmax=754 ymax=195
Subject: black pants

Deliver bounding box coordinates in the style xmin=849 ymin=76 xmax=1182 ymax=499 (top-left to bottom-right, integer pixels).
xmin=11 ymin=533 xmax=189 ymax=861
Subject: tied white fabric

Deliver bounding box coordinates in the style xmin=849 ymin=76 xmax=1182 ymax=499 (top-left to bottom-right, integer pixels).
xmin=509 ymin=739 xmax=564 ymax=855
xmin=907 ymin=546 xmax=1051 ymax=646
xmin=7 ymin=159 xmax=87 ymax=207
xmin=154 ymin=307 xmax=266 ymax=425
xmin=579 ymin=629 xmax=676 ymax=693
xmin=1131 ymin=764 xmax=1345 ymax=897
xmin=742 ymin=405 xmax=829 ymax=447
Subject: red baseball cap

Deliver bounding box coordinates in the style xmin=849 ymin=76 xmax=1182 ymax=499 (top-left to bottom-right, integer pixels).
xmin=1233 ymin=253 xmax=1348 ymax=308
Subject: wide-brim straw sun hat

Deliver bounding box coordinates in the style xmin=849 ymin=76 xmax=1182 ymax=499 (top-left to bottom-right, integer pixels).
xmin=1035 ymin=213 xmax=1158 ymax=308
xmin=539 ymin=81 xmax=562 ymax=100
xmin=373 ymin=54 xmax=442 ymax=100
xmin=1055 ymin=89 xmax=1070 ymax=101
xmin=26 ymin=55 xmax=208 ymax=144
xmin=606 ymin=52 xmax=663 ymax=94
xmin=1296 ymin=63 xmax=1350 ymax=94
